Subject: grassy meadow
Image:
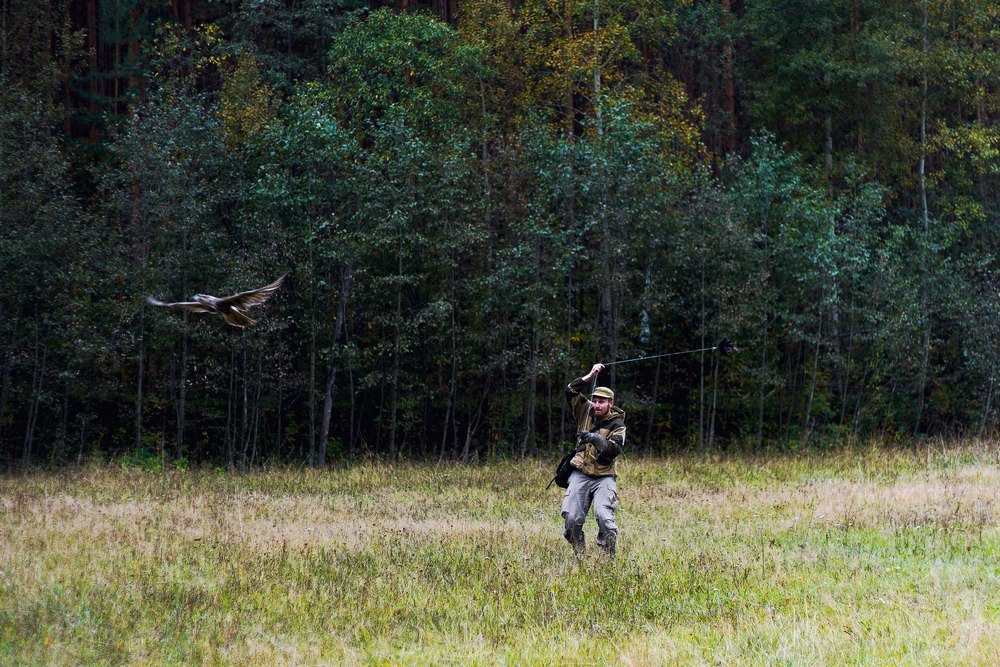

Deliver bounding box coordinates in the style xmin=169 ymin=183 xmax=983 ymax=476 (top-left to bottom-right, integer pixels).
xmin=2 ymin=442 xmax=999 ymax=665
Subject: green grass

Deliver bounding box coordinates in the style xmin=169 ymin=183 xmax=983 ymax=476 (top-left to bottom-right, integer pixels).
xmin=2 ymin=442 xmax=999 ymax=665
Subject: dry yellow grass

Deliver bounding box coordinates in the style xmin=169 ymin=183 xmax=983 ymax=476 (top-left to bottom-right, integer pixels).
xmin=2 ymin=442 xmax=999 ymax=665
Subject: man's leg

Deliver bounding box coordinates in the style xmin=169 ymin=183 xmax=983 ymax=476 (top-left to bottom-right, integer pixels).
xmin=593 ymin=476 xmax=619 ymax=556
xmin=561 ymin=471 xmax=593 ymax=556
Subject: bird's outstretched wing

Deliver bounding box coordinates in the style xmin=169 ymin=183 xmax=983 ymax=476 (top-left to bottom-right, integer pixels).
xmin=144 ymin=296 xmax=214 ymax=314
xmin=219 ymin=274 xmax=287 ymax=310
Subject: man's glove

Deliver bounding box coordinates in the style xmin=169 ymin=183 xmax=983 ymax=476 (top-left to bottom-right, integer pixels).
xmin=589 ymin=433 xmax=612 ymax=459
xmin=576 ymin=431 xmax=617 ymax=463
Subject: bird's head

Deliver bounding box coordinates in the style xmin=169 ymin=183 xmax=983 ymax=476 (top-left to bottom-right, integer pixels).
xmin=193 ymin=294 xmax=217 ymax=307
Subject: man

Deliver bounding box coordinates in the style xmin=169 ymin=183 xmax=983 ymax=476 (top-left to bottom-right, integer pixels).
xmin=562 ymin=362 xmax=626 ymax=556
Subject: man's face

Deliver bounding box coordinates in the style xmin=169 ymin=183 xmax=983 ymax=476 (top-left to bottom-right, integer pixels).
xmin=592 ymin=396 xmax=613 ymax=420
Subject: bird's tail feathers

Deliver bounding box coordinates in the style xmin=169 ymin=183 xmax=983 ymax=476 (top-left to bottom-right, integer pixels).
xmin=226 ymin=310 xmax=256 ymax=328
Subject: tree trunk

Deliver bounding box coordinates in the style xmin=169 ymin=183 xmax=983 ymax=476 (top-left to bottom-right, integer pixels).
xmin=837 ymin=301 xmax=854 ymax=425
xmin=913 ymin=2 xmax=930 ymax=437
xmin=389 ymin=253 xmax=403 ymax=457
xmin=240 ymin=334 xmax=248 ymax=467
xmin=77 ymin=414 xmax=88 ymax=466
xmin=643 ymin=345 xmax=662 ymax=456
xmin=0 ymin=322 xmax=16 ymax=442
xmin=249 ymin=347 xmax=263 ymax=466
xmin=708 ymin=333 xmax=721 ymax=448
xmin=523 ymin=333 xmax=538 ymax=457
xmin=175 ymin=320 xmax=187 ymax=459
xmin=698 ymin=258 xmax=706 ymax=447
xmin=348 ymin=359 xmax=356 ymax=458
xmin=308 ymin=248 xmax=317 ymax=466
xmin=979 ymin=356 xmax=996 ymax=438
xmin=226 ymin=344 xmax=236 ymax=470
xmin=21 ymin=333 xmax=46 ymax=470
xmin=756 ymin=215 xmax=771 ymax=449
xmin=318 ymin=266 xmax=352 ymax=467
xmin=461 ymin=380 xmax=489 ymax=462
xmin=802 ymin=313 xmax=822 ymax=442
xmin=546 ymin=380 xmax=554 ymax=453
xmin=175 ymin=234 xmax=189 ymax=459
xmin=561 ymin=222 xmax=576 ymax=446
xmin=756 ymin=323 xmax=767 ymax=450
xmin=522 ymin=249 xmax=541 ymax=457
xmin=440 ymin=276 xmax=458 ymax=462
xmin=135 ymin=303 xmax=145 ymax=452
xmin=276 ymin=368 xmax=283 ymax=458
xmin=54 ymin=380 xmax=69 ymax=464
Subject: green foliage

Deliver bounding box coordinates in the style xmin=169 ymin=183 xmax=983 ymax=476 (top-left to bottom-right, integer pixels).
xmin=325 ymin=9 xmax=483 ymax=137
xmin=117 ymin=446 xmax=165 ymax=471
xmin=0 ymin=0 xmax=996 ymax=466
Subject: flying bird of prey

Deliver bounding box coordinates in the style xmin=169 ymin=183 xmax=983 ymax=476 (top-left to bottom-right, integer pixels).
xmin=144 ymin=274 xmax=286 ymax=328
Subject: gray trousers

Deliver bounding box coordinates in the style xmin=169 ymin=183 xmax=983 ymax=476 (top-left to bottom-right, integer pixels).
xmin=561 ymin=470 xmax=618 ymax=552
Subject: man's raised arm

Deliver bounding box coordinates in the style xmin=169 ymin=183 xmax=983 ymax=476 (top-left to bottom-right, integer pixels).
xmin=566 ymin=362 xmax=605 ymax=404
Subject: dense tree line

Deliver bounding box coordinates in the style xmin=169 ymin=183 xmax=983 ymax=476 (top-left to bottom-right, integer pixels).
xmin=1 ymin=0 xmax=996 ymax=468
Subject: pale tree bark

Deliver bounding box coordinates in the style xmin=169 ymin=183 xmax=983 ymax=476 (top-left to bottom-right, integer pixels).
xmin=76 ymin=414 xmax=88 ymax=466
xmin=242 ymin=346 xmax=261 ymax=466
xmin=439 ymin=292 xmax=457 ymax=462
xmin=308 ymin=244 xmax=317 ymax=465
xmin=914 ymin=1 xmax=931 ymax=437
xmin=802 ymin=313 xmax=822 ymax=443
xmin=20 ymin=346 xmax=46 ymax=469
xmin=461 ymin=380 xmax=489 ymax=462
xmin=698 ymin=257 xmax=706 ymax=447
xmin=20 ymin=310 xmax=46 ymax=470
xmin=318 ymin=266 xmax=352 ymax=467
xmin=979 ymin=356 xmax=996 ymax=438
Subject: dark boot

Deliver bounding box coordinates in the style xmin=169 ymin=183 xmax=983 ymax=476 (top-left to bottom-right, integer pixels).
xmin=599 ymin=533 xmax=616 ymax=557
xmin=565 ymin=528 xmax=585 ymax=557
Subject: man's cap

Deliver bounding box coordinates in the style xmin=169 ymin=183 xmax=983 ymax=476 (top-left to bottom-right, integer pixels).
xmin=592 ymin=386 xmax=615 ymax=400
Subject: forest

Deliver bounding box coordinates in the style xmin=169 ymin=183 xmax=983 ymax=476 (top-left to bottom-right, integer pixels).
xmin=1 ymin=0 xmax=997 ymax=468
